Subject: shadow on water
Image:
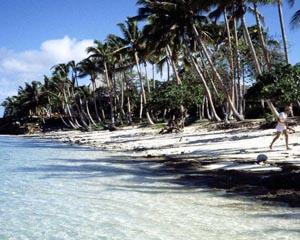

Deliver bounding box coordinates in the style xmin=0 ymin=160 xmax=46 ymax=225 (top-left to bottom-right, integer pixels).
xmin=13 ymin=138 xmax=300 ymax=209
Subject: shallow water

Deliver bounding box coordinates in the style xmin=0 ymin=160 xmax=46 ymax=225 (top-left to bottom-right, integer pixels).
xmin=0 ymin=136 xmax=299 ymax=240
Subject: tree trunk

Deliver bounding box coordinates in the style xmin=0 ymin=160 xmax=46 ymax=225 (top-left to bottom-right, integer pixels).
xmin=127 ymin=96 xmax=132 ymax=124
xmin=192 ymin=24 xmax=244 ymax=121
xmin=85 ymin=101 xmax=97 ymax=126
xmin=152 ymin=63 xmax=155 ymax=89
xmin=144 ymin=63 xmax=151 ymax=93
xmin=233 ymin=17 xmax=243 ymax=116
xmin=205 ymin=97 xmax=212 ymax=120
xmin=134 ymin=51 xmax=154 ymax=125
xmin=139 ymin=94 xmax=143 ymax=120
xmin=63 ymin=88 xmax=81 ymax=128
xmin=198 ymin=55 xmax=219 ymax=97
xmin=224 ymin=9 xmax=236 ymax=110
xmin=277 ymin=0 xmax=289 ymax=63
xmin=91 ymin=80 xmax=102 ymax=122
xmin=103 ymin=61 xmax=115 ymax=127
xmin=266 ymin=100 xmax=279 ymax=118
xmin=59 ymin=115 xmax=71 ymax=128
xmin=166 ymin=44 xmax=182 ymax=85
xmin=190 ymin=53 xmax=222 ymax=121
xmin=241 ymin=16 xmax=262 ymax=75
xmin=121 ymin=76 xmax=126 ymax=118
xmin=253 ymin=3 xmax=272 ymax=70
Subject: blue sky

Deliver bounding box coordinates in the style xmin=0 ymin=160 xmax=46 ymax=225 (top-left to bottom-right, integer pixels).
xmin=0 ymin=0 xmax=300 ymax=116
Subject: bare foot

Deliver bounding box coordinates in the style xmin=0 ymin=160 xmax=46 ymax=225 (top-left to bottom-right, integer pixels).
xmin=286 ymin=147 xmax=292 ymax=150
xmin=269 ymin=145 xmax=273 ymax=150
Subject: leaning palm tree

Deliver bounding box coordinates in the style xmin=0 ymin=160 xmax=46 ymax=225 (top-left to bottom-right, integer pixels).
xmin=87 ymin=40 xmax=117 ymax=128
xmin=113 ymin=18 xmax=155 ymax=125
xmin=51 ymin=63 xmax=83 ymax=129
xmin=136 ymin=0 xmax=243 ymax=121
xmin=107 ymin=34 xmax=135 ymax=123
xmin=77 ymin=58 xmax=102 ymax=123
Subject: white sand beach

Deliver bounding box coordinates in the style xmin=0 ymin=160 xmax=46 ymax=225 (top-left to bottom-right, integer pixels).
xmin=29 ymin=124 xmax=300 ymax=172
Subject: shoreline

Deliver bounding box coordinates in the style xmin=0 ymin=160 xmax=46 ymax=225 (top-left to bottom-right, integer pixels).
xmin=24 ymin=123 xmax=300 ymax=207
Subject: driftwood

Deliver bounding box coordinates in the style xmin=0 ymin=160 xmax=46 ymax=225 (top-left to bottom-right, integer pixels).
xmin=159 ymin=119 xmax=182 ymax=134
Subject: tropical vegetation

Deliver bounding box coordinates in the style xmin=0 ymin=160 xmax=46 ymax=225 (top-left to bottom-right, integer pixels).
xmin=2 ymin=0 xmax=300 ymax=132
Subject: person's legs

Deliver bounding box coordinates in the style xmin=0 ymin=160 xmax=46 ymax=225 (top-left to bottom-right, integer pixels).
xmin=270 ymin=132 xmax=281 ymax=149
xmin=283 ymin=130 xmax=290 ymax=150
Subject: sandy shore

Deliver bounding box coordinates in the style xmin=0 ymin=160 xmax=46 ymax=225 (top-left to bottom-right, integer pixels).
xmin=27 ymin=123 xmax=300 ymax=206
xmin=28 ymin=124 xmax=300 ymax=159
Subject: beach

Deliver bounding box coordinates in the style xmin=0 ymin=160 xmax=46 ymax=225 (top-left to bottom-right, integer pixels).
xmin=26 ymin=123 xmax=300 ymax=207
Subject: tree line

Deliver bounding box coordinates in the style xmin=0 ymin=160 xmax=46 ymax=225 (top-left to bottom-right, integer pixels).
xmin=2 ymin=0 xmax=300 ymax=131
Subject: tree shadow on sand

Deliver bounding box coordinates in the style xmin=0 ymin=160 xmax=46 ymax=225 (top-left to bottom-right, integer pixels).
xmin=16 ymin=149 xmax=300 ymax=208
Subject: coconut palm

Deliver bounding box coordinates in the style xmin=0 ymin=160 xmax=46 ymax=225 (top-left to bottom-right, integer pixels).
xmin=136 ymin=0 xmax=243 ymax=121
xmin=291 ymin=9 xmax=300 ymax=28
xmin=77 ymin=58 xmax=102 ymax=123
xmin=87 ymin=40 xmax=117 ymax=128
xmin=113 ymin=18 xmax=155 ymax=125
xmin=51 ymin=63 xmax=84 ymax=129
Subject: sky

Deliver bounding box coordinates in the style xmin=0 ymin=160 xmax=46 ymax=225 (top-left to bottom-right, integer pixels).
xmin=0 ymin=0 xmax=300 ymax=116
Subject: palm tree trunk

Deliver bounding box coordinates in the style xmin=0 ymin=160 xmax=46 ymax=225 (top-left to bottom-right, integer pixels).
xmin=144 ymin=63 xmax=151 ymax=93
xmin=253 ymin=3 xmax=272 ymax=70
xmin=233 ymin=17 xmax=243 ymax=115
xmin=277 ymin=0 xmax=289 ymax=63
xmin=63 ymin=88 xmax=81 ymax=128
xmin=190 ymin=53 xmax=222 ymax=121
xmin=62 ymin=104 xmax=78 ymax=129
xmin=103 ymin=62 xmax=115 ymax=126
xmin=85 ymin=101 xmax=97 ymax=127
xmin=139 ymin=94 xmax=143 ymax=120
xmin=166 ymin=44 xmax=182 ymax=85
xmin=91 ymin=80 xmax=102 ymax=122
xmin=134 ymin=51 xmax=154 ymax=125
xmin=152 ymin=63 xmax=155 ymax=89
xmin=241 ymin=16 xmax=262 ymax=75
xmin=167 ymin=60 xmax=170 ymax=81
xmin=127 ymin=96 xmax=132 ymax=124
xmin=205 ymin=97 xmax=212 ymax=120
xmin=59 ymin=115 xmax=71 ymax=128
xmin=198 ymin=55 xmax=219 ymax=97
xmin=192 ymin=24 xmax=244 ymax=121
xmin=121 ymin=76 xmax=126 ymax=118
xmin=201 ymin=97 xmax=205 ymax=119
xmin=266 ymin=100 xmax=279 ymax=118
xmin=224 ymin=9 xmax=236 ymax=108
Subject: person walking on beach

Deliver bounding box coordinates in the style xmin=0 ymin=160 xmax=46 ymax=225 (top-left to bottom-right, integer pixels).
xmin=270 ymin=105 xmax=295 ymax=150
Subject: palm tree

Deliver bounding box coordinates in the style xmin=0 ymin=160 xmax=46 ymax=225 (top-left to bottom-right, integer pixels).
xmin=51 ymin=63 xmax=84 ymax=129
xmin=277 ymin=0 xmax=290 ymax=63
xmin=77 ymin=58 xmax=102 ymax=123
xmin=114 ymin=18 xmax=155 ymax=125
xmin=291 ymin=9 xmax=300 ymax=28
xmin=87 ymin=40 xmax=117 ymax=127
xmin=136 ymin=0 xmax=243 ymax=121
xmin=107 ymin=34 xmax=135 ymax=123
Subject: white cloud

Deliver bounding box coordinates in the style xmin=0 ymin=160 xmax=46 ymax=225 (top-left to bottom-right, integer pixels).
xmin=0 ymin=36 xmax=93 ymax=75
xmin=0 ymin=36 xmax=94 ymax=116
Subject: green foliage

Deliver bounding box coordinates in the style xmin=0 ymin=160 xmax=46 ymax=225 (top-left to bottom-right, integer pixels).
xmin=148 ymin=77 xmax=204 ymax=118
xmin=246 ymin=64 xmax=300 ymax=104
xmin=264 ymin=112 xmax=275 ymax=123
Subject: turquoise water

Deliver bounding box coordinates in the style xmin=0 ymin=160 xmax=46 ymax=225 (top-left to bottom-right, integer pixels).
xmin=0 ymin=136 xmax=299 ymax=240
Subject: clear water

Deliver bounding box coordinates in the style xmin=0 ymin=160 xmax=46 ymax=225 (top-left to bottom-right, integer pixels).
xmin=0 ymin=136 xmax=299 ymax=240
